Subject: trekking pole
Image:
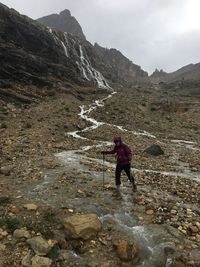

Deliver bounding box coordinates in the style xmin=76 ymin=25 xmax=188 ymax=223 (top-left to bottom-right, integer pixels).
xmin=102 ymin=153 xmax=105 ymax=190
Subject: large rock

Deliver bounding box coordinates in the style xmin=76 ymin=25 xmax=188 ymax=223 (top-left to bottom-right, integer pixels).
xmin=31 ymin=255 xmax=52 ymax=267
xmin=13 ymin=228 xmax=30 ymax=239
xmin=27 ymin=236 xmax=51 ymax=255
xmin=144 ymin=144 xmax=164 ymax=156
xmin=63 ymin=213 xmax=102 ymax=240
xmin=113 ymin=239 xmax=140 ymax=264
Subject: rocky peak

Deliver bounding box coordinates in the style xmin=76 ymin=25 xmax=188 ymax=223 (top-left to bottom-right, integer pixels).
xmin=60 ymin=9 xmax=71 ymax=17
xmin=151 ymin=69 xmax=167 ymax=78
xmin=37 ymin=9 xmax=86 ymax=40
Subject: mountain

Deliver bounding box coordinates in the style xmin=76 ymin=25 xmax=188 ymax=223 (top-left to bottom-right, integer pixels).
xmin=0 ymin=3 xmax=112 ymax=103
xmin=150 ymin=63 xmax=200 ymax=84
xmin=150 ymin=64 xmax=200 ymax=95
xmin=0 ymin=3 xmax=148 ymax=103
xmin=37 ymin=9 xmax=86 ymax=40
xmin=37 ymin=10 xmax=148 ymax=85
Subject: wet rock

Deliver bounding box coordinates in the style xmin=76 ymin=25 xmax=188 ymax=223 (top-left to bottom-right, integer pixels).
xmin=63 ymin=213 xmax=102 ymax=240
xmin=144 ymin=144 xmax=164 ymax=156
xmin=58 ymin=249 xmax=79 ymax=261
xmin=113 ymin=239 xmax=139 ymax=264
xmin=27 ymin=236 xmax=51 ymax=255
xmin=31 ymin=255 xmax=52 ymax=267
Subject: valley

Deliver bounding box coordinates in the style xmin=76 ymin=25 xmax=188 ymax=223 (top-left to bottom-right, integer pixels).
xmin=0 ymin=85 xmax=200 ymax=267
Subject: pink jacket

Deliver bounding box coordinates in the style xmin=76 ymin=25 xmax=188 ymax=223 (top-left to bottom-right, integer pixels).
xmin=105 ymin=143 xmax=132 ymax=164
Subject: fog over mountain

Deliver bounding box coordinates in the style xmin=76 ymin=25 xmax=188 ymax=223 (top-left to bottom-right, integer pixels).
xmin=1 ymin=0 xmax=200 ymax=74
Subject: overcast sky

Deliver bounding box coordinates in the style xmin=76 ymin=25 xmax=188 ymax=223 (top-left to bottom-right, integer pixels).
xmin=1 ymin=0 xmax=200 ymax=74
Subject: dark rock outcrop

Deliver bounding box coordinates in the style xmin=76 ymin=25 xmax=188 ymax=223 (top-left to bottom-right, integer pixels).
xmin=0 ymin=3 xmax=82 ymax=87
xmin=93 ymin=43 xmax=149 ymax=85
xmin=144 ymin=144 xmax=164 ymax=156
xmin=37 ymin=9 xmax=86 ymax=40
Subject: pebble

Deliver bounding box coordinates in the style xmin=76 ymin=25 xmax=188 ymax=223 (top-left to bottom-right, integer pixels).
xmin=23 ymin=204 xmax=38 ymax=210
xmin=146 ymin=209 xmax=154 ymax=215
xmin=170 ymin=209 xmax=178 ymax=215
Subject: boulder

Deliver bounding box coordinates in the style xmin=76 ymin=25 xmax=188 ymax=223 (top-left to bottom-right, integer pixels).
xmin=31 ymin=255 xmax=52 ymax=267
xmin=27 ymin=236 xmax=51 ymax=256
xmin=113 ymin=239 xmax=139 ymax=264
xmin=13 ymin=228 xmax=30 ymax=239
xmin=63 ymin=213 xmax=102 ymax=240
xmin=144 ymin=144 xmax=164 ymax=156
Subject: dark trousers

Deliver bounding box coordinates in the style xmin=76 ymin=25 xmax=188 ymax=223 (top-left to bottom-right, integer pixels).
xmin=115 ymin=163 xmax=134 ymax=186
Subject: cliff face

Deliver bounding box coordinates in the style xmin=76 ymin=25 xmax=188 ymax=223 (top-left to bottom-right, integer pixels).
xmin=0 ymin=3 xmax=110 ymax=93
xmin=37 ymin=9 xmax=86 ymax=40
xmin=0 ymin=4 xmax=81 ymax=87
xmin=93 ymin=43 xmax=148 ymax=85
xmin=37 ymin=10 xmax=148 ymax=86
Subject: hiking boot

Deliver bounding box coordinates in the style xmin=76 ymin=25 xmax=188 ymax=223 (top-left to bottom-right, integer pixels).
xmin=132 ymin=183 xmax=137 ymax=192
xmin=112 ymin=185 xmax=121 ymax=197
xmin=116 ymin=185 xmax=120 ymax=190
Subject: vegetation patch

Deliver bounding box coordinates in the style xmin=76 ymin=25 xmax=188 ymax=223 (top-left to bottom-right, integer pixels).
xmin=0 ymin=217 xmax=20 ymax=232
xmin=0 ymin=196 xmax=12 ymax=205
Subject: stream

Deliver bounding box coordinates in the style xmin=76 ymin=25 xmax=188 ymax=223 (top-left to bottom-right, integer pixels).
xmin=29 ymin=89 xmax=200 ymax=266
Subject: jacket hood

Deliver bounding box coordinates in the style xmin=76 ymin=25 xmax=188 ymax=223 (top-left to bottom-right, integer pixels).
xmin=113 ymin=136 xmax=122 ymax=143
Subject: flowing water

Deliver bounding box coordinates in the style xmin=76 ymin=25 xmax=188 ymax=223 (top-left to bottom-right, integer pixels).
xmin=28 ymin=89 xmax=200 ymax=266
